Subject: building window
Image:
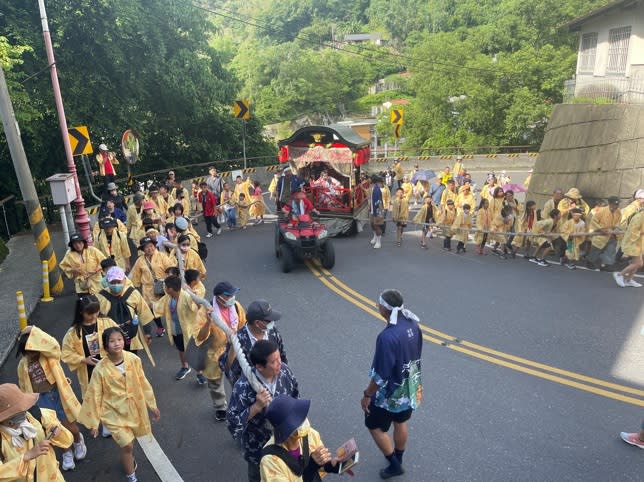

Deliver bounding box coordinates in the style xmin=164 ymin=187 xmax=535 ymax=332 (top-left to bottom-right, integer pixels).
xmin=578 ymin=33 xmax=598 ymax=74
xmin=607 ymin=26 xmax=631 ymax=74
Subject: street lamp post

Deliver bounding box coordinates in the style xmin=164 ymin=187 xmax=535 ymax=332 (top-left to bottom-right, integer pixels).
xmin=37 ymin=0 xmax=92 ymax=243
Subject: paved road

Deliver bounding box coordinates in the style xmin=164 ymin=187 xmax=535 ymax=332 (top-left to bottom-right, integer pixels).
xmin=2 ymin=171 xmax=644 ymax=481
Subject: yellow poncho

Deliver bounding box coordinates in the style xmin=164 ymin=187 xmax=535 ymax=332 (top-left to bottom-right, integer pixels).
xmin=92 ymin=218 xmax=127 ymax=238
xmin=381 ymin=185 xmax=391 ymax=210
xmin=78 ymin=351 xmax=157 ymax=448
xmin=154 ymin=289 xmax=199 ymax=343
xmin=401 ymin=182 xmax=413 ymax=201
xmin=237 ymin=200 xmax=251 ymax=227
xmin=61 ymin=317 xmax=119 ymax=397
xmin=560 ymin=218 xmax=586 ymax=261
xmin=621 ymin=211 xmax=644 ymax=257
xmin=391 ymin=197 xmax=409 ymax=223
xmin=456 ymin=191 xmax=475 ymax=211
xmin=0 ymin=408 xmax=72 ymax=482
xmin=589 ymin=206 xmax=622 ymax=249
xmin=438 ymin=207 xmax=456 ymax=237
xmin=130 ymin=250 xmax=175 ymax=306
xmin=94 ymin=229 xmax=131 ymax=271
xmin=412 ymin=202 xmax=436 ymax=225
xmin=451 ymin=211 xmax=472 ymax=243
xmin=557 ymin=197 xmax=590 ymax=218
xmin=621 ymin=201 xmax=641 ymax=227
xmin=533 ymin=218 xmax=558 ymax=246
xmin=490 ymin=213 xmax=513 ymax=244
xmin=233 ymin=179 xmax=252 ymax=203
xmin=440 ymin=188 xmax=457 ymax=207
xmin=59 ymin=246 xmax=106 ymax=294
xmin=173 ymin=248 xmax=207 ymax=279
xmin=475 ymin=207 xmax=491 ymax=245
xmin=126 ymin=204 xmax=145 ymax=242
xmin=17 ymin=327 xmax=81 ymax=423
xmin=512 ymin=212 xmax=536 ymax=248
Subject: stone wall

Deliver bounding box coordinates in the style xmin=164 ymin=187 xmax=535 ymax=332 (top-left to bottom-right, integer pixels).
xmin=528 ymin=103 xmax=644 ymax=210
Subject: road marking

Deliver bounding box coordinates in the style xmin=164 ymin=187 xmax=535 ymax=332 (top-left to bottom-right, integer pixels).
xmin=306 ymin=260 xmax=644 ymax=407
xmin=137 ymin=435 xmax=184 ymax=482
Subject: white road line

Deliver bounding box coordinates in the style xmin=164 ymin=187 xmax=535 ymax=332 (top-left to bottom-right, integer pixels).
xmin=137 ymin=435 xmax=184 ymax=482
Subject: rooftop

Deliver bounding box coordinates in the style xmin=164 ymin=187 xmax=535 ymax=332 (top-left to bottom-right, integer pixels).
xmin=563 ymin=0 xmax=642 ymax=31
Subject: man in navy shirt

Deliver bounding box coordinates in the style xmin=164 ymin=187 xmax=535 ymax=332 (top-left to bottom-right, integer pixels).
xmin=361 ymin=289 xmax=423 ymax=479
xmin=370 ymin=175 xmax=385 ymax=249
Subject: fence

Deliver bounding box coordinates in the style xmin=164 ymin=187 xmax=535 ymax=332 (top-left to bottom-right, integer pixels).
xmin=563 ymin=76 xmax=644 ymax=104
xmin=0 ymin=195 xmax=57 ymax=241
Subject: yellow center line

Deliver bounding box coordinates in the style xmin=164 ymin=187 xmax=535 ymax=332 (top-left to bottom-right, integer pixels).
xmin=306 ymin=261 xmax=644 ymax=406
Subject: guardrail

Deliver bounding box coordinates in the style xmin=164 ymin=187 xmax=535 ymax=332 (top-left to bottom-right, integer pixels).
xmin=563 ymin=77 xmax=644 ymax=104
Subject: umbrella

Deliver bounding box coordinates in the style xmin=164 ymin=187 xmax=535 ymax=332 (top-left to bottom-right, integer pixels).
xmin=502 ymin=183 xmax=527 ymax=193
xmin=411 ymin=169 xmax=437 ymax=183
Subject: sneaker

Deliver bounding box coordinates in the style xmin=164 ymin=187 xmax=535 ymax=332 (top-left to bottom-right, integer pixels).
xmin=373 ymin=239 xmax=381 ymax=249
xmin=370 ymin=235 xmax=377 ymax=245
xmin=613 ymin=272 xmax=626 ymax=288
xmin=206 ymin=232 xmax=213 ymax=238
xmin=155 ymin=326 xmax=166 ymax=337
xmin=537 ymin=259 xmax=550 ymax=267
xmin=175 ymin=367 xmax=192 ymax=380
xmin=101 ymin=425 xmax=112 ymax=438
xmin=216 ymin=228 xmax=222 ymax=235
xmin=380 ymin=464 xmax=405 ymax=479
xmin=196 ymin=373 xmax=208 ymax=385
xmin=620 ymin=432 xmax=644 ymax=449
xmin=126 ymin=473 xmax=138 ymax=482
xmin=62 ymin=450 xmax=75 ymax=471
xmin=528 ymin=257 xmax=539 ymax=264
xmin=566 ymin=263 xmax=577 ymax=270
xmin=73 ymin=433 xmax=87 ymax=460
xmin=559 ymin=257 xmax=566 ymax=266
xmin=214 ymin=410 xmax=227 ymax=422
xmin=626 ymin=279 xmax=642 ymax=288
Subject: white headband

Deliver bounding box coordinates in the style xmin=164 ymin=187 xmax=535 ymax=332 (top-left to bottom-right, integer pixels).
xmin=378 ymin=294 xmax=419 ymax=325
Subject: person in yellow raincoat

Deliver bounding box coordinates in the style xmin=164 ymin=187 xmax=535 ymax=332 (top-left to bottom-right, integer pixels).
xmin=559 ymin=208 xmax=586 ymax=269
xmin=16 ymin=326 xmax=86 ymax=471
xmin=92 ymin=211 xmax=127 ymax=239
xmin=145 ymin=185 xmax=168 ymax=221
xmin=154 ymin=275 xmax=202 ymax=382
xmin=400 ymin=177 xmax=413 ymax=203
xmin=260 ymin=396 xmax=339 ymax=482
xmin=557 ymin=188 xmax=590 ymax=219
xmin=233 ymin=175 xmax=253 ymax=203
xmin=475 ymin=198 xmax=491 ymax=255
xmin=61 ymin=295 xmax=118 ymax=401
xmin=94 ymin=217 xmax=132 ymax=272
xmin=480 ymin=175 xmax=498 ymax=203
xmin=587 ymin=196 xmax=622 ymax=270
xmin=456 ymin=182 xmax=475 ymax=212
xmin=173 ymin=234 xmax=207 ymax=279
xmin=532 ymin=208 xmax=562 ymax=267
xmin=237 ymin=193 xmax=252 ymax=229
xmin=0 ymin=383 xmax=72 ymax=482
xmin=78 ymin=327 xmax=159 ymax=482
xmin=126 ymin=193 xmax=146 ymax=243
xmin=391 ymin=188 xmax=409 ymax=247
xmin=438 ymin=199 xmax=457 ymax=250
xmin=440 ymin=179 xmax=458 ymax=207
xmin=413 ymin=196 xmax=436 ymax=249
xmin=96 ymin=267 xmax=155 ymax=355
xmin=172 ymin=214 xmax=201 ymax=251
xmin=60 ymin=233 xmax=106 ymax=295
xmin=452 ymin=203 xmax=472 ymax=254
xmin=615 ymin=190 xmax=644 ymax=287
xmin=490 ymin=205 xmax=515 ymax=259
xmin=156 ymin=185 xmax=175 ymax=219
xmin=268 ymin=172 xmax=280 ymax=201
xmin=489 ymin=187 xmax=506 ymax=219
xmin=512 ymin=200 xmax=537 ymax=259
xmin=250 ymin=181 xmax=266 ymax=224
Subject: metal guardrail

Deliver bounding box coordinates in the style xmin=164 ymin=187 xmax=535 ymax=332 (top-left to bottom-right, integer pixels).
xmin=563 ymin=77 xmax=644 ymax=104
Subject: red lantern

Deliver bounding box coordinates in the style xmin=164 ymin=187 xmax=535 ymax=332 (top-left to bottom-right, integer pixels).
xmin=278 ymin=146 xmax=289 ymax=163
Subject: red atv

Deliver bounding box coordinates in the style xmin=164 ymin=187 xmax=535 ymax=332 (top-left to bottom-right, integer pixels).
xmin=274 ymin=213 xmax=335 ymax=273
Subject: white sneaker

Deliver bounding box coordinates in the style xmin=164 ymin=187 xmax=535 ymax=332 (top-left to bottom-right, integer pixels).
xmin=373 ymin=237 xmax=381 ymax=249
xmin=613 ymin=272 xmax=626 ymax=288
xmin=73 ymin=432 xmax=87 ymax=460
xmin=126 ymin=473 xmax=138 ymax=482
xmin=626 ymin=279 xmax=642 ymax=288
xmin=370 ymin=234 xmax=377 ymax=245
xmin=61 ymin=450 xmax=75 ymax=471
xmin=206 ymin=232 xmax=213 ymax=238
xmin=216 ymin=228 xmax=222 ymax=235
xmin=101 ymin=425 xmax=112 ymax=438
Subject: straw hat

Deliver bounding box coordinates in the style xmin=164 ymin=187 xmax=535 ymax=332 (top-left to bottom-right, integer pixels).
xmin=565 ymin=188 xmax=581 ymax=199
xmin=0 ymin=384 xmax=38 ymax=422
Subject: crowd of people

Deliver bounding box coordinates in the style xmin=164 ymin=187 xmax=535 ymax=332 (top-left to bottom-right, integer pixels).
xmin=369 ymin=159 xmax=644 ymax=288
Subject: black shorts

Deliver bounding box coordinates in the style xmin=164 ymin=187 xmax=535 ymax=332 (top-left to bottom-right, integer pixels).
xmin=539 ymin=241 xmax=552 ymax=250
xmin=364 ymin=404 xmax=413 ymax=432
xmin=396 ymin=222 xmax=407 ymax=228
xmin=173 ymin=334 xmax=185 ymax=352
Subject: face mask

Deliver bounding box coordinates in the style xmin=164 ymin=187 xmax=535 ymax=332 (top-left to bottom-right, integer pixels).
xmin=266 ymin=321 xmax=275 ymax=331
xmin=109 ymin=284 xmax=124 ymax=294
xmin=463 ymin=210 xmax=470 ymax=215
xmin=220 ymin=296 xmax=235 ymax=307
xmin=179 ymin=245 xmax=190 ymax=253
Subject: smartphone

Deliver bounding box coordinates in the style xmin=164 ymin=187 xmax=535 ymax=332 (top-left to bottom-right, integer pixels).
xmin=46 ymin=426 xmax=58 ymax=440
xmin=338 ymin=451 xmax=359 ymax=474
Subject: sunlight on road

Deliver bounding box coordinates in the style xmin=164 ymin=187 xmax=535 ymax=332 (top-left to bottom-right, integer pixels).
xmin=612 ymin=302 xmax=644 ymax=387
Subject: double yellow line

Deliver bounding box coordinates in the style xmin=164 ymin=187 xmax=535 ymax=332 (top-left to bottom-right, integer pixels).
xmin=305 ymin=260 xmax=644 ymax=407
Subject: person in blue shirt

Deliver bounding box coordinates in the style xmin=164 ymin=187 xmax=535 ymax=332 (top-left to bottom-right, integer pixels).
xmin=361 ymin=289 xmax=423 ymax=480
xmin=370 ymin=176 xmax=385 ymax=249
xmin=276 ymin=166 xmax=304 ymax=211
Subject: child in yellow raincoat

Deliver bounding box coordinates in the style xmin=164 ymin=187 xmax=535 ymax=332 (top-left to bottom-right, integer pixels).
xmin=452 ymin=203 xmax=472 ymax=254
xmin=78 ymin=327 xmax=159 ymax=482
xmin=237 ymin=193 xmax=251 ymax=229
xmin=440 ymin=180 xmax=458 ymax=207
xmin=511 ymin=200 xmax=537 ymax=259
xmin=16 ymin=326 xmax=86 ymax=471
xmin=59 ymin=233 xmax=106 ymax=295
xmin=560 ymin=208 xmax=586 ymax=269
xmin=490 ymin=205 xmax=515 ymax=259
xmin=0 ymin=383 xmax=73 ymax=482
xmin=391 ymin=188 xmax=409 ymax=247
xmin=532 ymin=208 xmax=562 ymax=267
xmin=94 ymin=217 xmax=132 ymax=272
xmin=250 ymin=181 xmax=266 ymax=224
xmin=456 ymin=183 xmax=475 ymax=212
xmin=173 ymin=234 xmax=207 ymax=279
xmin=438 ymin=200 xmax=457 ymax=250
xmin=400 ymin=178 xmax=414 ymax=202
xmin=268 ymin=173 xmax=280 ymax=201
xmin=62 ymin=295 xmax=118 ymax=399
xmin=412 ymin=196 xmax=436 ymax=249
xmin=475 ymin=199 xmax=491 ymax=255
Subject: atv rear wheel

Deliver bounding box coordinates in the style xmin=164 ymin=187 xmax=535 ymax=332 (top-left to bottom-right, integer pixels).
xmin=280 ymin=244 xmax=294 ymax=273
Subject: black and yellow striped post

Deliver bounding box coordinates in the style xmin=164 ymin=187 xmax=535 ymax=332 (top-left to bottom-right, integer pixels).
xmin=0 ymin=67 xmax=64 ymax=294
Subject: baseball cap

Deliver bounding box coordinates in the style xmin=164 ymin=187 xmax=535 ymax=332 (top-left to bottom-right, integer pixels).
xmin=106 ymin=266 xmax=125 ymax=282
xmin=99 ymin=217 xmax=117 ymax=229
xmin=174 ymin=216 xmax=189 ymax=231
xmin=106 ymin=182 xmax=117 ymax=191
xmin=246 ymin=299 xmax=281 ymax=323
xmin=607 ymin=196 xmax=620 ymax=205
xmin=213 ymin=281 xmax=240 ymax=297
xmin=635 ymin=189 xmax=644 ymax=200
xmin=68 ymin=233 xmax=86 ymax=247
xmin=98 ymin=144 xmax=108 ymax=151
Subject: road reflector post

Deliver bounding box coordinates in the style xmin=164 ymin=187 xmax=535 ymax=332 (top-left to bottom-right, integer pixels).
xmin=40 ymin=260 xmax=54 ymax=302
xmin=16 ymin=291 xmax=27 ymax=330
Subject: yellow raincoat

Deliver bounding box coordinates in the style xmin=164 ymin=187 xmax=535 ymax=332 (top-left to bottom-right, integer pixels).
xmin=621 ymin=201 xmax=641 ymax=227
xmin=94 ymin=229 xmax=131 ymax=271
xmin=440 ymin=188 xmax=457 ymax=207
xmin=17 ymin=327 xmax=81 ymax=422
xmin=92 ymin=218 xmax=127 ymax=238
xmin=0 ymin=408 xmax=72 ymax=482
xmin=451 ymin=211 xmax=472 ymax=243
xmin=381 ymin=185 xmax=391 ymax=210
xmin=237 ymin=199 xmax=251 ymax=227
xmin=268 ymin=176 xmax=279 ymax=198
xmin=490 ymin=213 xmax=513 ymax=244
xmin=412 ymin=201 xmax=436 ymax=225
xmin=61 ymin=317 xmax=118 ymax=397
xmin=456 ymin=190 xmax=475 ymax=211
xmin=475 ymin=207 xmax=491 ymax=245
xmin=621 ymin=211 xmax=644 ymax=257
xmin=489 ymin=197 xmax=504 ymax=219
xmin=155 ymin=194 xmax=176 ymax=218
xmin=391 ymin=197 xmax=409 ymax=224
xmin=512 ymin=211 xmax=536 ymax=249
xmin=78 ymin=351 xmax=157 ymax=448
xmin=59 ymin=246 xmax=106 ymax=294
xmin=401 ymin=182 xmax=413 ymax=201
xmin=480 ymin=184 xmax=497 ymax=202
xmin=154 ymin=290 xmax=199 ymax=343
xmin=96 ymin=288 xmax=154 ymax=352
xmin=590 ymin=206 xmax=622 ymax=249
xmin=560 ymin=218 xmax=586 ymax=261
xmin=173 ymin=248 xmax=206 ymax=279
xmin=130 ymin=250 xmax=175 ymax=307
xmin=233 ymin=179 xmax=252 ymax=203
xmin=437 ymin=206 xmax=456 ymax=237
xmin=557 ymin=197 xmax=590 ymax=219
xmin=542 ymin=198 xmax=558 ymax=219
xmin=533 ymin=218 xmax=558 ymax=246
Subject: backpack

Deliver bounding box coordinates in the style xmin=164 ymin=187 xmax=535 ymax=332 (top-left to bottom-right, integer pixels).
xmin=100 ymin=287 xmax=138 ymax=342
xmin=187 ymin=233 xmax=208 ymax=260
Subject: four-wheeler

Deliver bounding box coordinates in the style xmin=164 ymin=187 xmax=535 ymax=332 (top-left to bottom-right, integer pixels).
xmin=275 ymin=213 xmax=335 ymax=273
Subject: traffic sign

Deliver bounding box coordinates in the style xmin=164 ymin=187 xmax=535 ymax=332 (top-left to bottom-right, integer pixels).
xmin=390 ymin=109 xmax=404 ymax=125
xmin=394 ymin=124 xmax=402 ymax=139
xmin=68 ymin=126 xmax=93 ymax=156
xmin=233 ymin=100 xmax=250 ymax=120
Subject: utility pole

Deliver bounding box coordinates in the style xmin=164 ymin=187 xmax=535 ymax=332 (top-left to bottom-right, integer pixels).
xmin=242 ymin=120 xmax=247 ymax=170
xmin=0 ymin=67 xmax=64 ymax=293
xmin=37 ymin=0 xmax=92 ymax=242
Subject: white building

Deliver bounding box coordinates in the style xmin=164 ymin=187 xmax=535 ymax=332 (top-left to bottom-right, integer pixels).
xmin=564 ymin=0 xmax=644 ymax=103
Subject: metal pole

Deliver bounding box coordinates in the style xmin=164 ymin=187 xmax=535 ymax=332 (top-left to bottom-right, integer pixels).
xmin=0 ymin=67 xmax=64 ymax=294
xmin=80 ymin=155 xmax=102 ymax=202
xmin=1 ymin=204 xmax=9 ymax=237
xmin=242 ymin=120 xmax=247 ymax=170
xmin=58 ymin=205 xmax=69 ymax=246
xmin=37 ymin=0 xmax=92 ymax=243
xmin=64 ymin=203 xmax=74 ymax=237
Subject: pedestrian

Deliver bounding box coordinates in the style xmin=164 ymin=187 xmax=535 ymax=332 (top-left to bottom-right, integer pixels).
xmin=250 ymin=181 xmax=266 ymax=224
xmin=0 ymin=383 xmax=73 ymax=481
xmin=165 ymin=170 xmax=176 ymax=190
xmin=438 ymin=199 xmax=457 ymax=251
xmin=96 ymin=144 xmax=119 ymax=188
xmin=439 ymin=179 xmax=457 ymax=207
xmin=560 ymin=208 xmax=586 ymax=269
xmin=490 ymin=205 xmax=515 ymax=259
xmin=531 ymin=209 xmax=562 ymax=267
xmin=260 ymin=395 xmax=339 ymax=481
xmin=78 ymin=327 xmax=160 ymax=482
xmin=95 ymin=217 xmax=132 ymax=272
xmin=391 ymin=187 xmax=409 ymax=247
xmin=173 ymin=215 xmax=201 ymax=250
xmin=199 ymin=181 xmax=221 ymax=238
xmin=227 ymin=340 xmax=299 ymax=482
xmin=16 ymin=326 xmax=86 ymax=471
xmin=61 ymin=295 xmax=118 ymax=400
xmin=392 ymin=160 xmax=404 ymax=189
xmin=412 ymin=195 xmax=436 ymax=249
xmin=475 ymin=198 xmax=491 ymax=255
xmin=268 ymin=172 xmax=280 ymax=201
xmin=557 ymin=187 xmax=591 ymax=219
xmin=101 ymin=182 xmax=127 ymax=211
xmin=586 ymin=196 xmax=621 ymax=270
xmin=614 ymin=190 xmax=644 ymax=288
xmin=456 ymin=182 xmax=475 ymax=211
xmin=101 ymin=198 xmax=127 ymax=224
xmin=158 ymin=184 xmax=175 ymax=219
xmin=511 ymin=200 xmax=537 ymax=259
xmin=361 ymin=289 xmax=422 ymax=480
xmin=173 ymin=234 xmax=207 ymax=279
xmin=207 ymin=166 xmax=224 ymax=198
xmin=237 ymin=193 xmax=251 ymax=229
xmin=369 ymin=175 xmax=385 ymax=249
xmin=620 ymin=422 xmax=644 ymax=449
xmin=221 ymin=182 xmax=237 ymax=229
xmin=452 ymin=203 xmax=472 ymax=254
xmin=60 ymin=233 xmax=107 ymax=296
xmin=400 ymin=177 xmax=413 ymax=202
xmin=541 ymin=188 xmax=563 ymax=220
xmin=221 ymin=299 xmax=286 ymax=388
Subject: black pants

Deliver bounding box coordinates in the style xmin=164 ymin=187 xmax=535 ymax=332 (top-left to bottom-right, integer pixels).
xmin=247 ymin=461 xmax=260 ymax=482
xmin=443 ymin=236 xmax=452 ymax=249
xmin=204 ymin=215 xmax=220 ymax=234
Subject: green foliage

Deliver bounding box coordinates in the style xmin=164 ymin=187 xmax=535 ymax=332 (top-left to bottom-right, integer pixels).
xmin=0 ymin=236 xmax=7 ymax=263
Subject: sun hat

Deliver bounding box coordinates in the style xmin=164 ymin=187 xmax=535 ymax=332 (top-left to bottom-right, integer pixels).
xmin=246 ymin=300 xmax=282 ymax=324
xmin=106 ymin=266 xmax=125 ymax=282
xmin=142 ymin=201 xmax=156 ymax=211
xmin=565 ymin=188 xmax=581 ymax=199
xmin=264 ymin=395 xmax=311 ymax=444
xmin=138 ymin=237 xmax=156 ymax=251
xmin=106 ymin=182 xmax=117 ymax=191
xmin=68 ymin=233 xmax=86 ymax=248
xmin=0 ymin=384 xmax=38 ymax=422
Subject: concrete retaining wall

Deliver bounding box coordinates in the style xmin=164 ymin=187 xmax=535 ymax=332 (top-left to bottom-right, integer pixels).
xmin=528 ymin=103 xmax=644 ymax=209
